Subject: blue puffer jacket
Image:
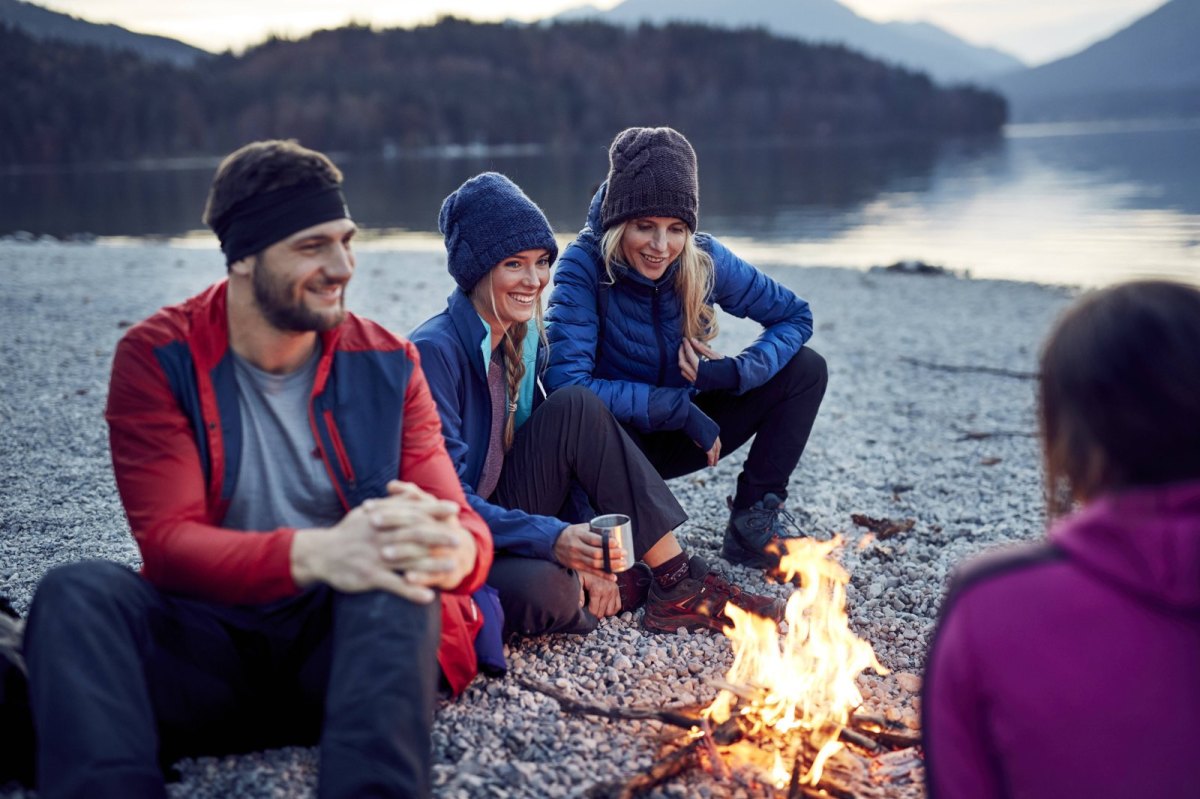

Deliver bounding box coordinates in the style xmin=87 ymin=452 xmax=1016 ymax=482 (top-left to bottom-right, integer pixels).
xmin=409 ymin=289 xmax=567 ymax=561
xmin=545 ymin=183 xmax=813 ymax=436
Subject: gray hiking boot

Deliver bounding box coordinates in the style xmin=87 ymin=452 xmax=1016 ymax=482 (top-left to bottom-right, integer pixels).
xmin=722 ymin=493 xmax=805 ymax=570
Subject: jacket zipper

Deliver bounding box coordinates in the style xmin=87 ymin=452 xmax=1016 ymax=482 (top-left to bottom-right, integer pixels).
xmin=652 ymin=285 xmax=668 ymax=386
xmin=309 ymin=404 xmax=351 ymax=512
xmin=322 ymin=409 xmax=357 ymax=485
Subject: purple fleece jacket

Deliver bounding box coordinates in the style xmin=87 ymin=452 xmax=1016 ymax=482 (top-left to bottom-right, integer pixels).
xmin=923 ymin=479 xmax=1200 ymax=799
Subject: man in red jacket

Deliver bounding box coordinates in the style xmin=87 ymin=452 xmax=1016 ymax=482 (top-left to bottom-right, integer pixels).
xmin=20 ymin=140 xmax=493 ymax=799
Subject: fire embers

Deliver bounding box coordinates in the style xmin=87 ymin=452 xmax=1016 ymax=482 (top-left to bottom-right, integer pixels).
xmin=704 ymin=537 xmax=889 ymax=788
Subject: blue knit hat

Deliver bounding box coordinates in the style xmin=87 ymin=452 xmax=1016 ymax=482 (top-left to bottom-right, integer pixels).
xmin=439 ymin=172 xmax=558 ymax=293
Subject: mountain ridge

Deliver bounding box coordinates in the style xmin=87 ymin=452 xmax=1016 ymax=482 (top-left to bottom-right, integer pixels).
xmin=0 ymin=0 xmax=208 ymax=65
xmin=552 ymin=0 xmax=1025 ymax=84
xmin=992 ymin=0 xmax=1200 ymax=121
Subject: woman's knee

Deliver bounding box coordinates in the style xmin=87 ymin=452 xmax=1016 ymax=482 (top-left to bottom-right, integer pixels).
xmin=492 ymin=560 xmax=586 ymax=636
xmin=542 ymin=384 xmax=608 ymax=423
xmin=783 ymin=347 xmax=828 ymax=392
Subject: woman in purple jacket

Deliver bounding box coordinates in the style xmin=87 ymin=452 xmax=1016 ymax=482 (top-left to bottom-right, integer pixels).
xmin=923 ymin=280 xmax=1200 ymax=799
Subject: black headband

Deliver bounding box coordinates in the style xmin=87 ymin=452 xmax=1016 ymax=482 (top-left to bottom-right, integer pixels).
xmin=212 ymin=183 xmax=350 ymax=265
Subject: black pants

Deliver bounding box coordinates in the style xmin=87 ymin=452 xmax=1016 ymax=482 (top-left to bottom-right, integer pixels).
xmin=24 ymin=560 xmax=440 ymax=799
xmin=627 ymin=347 xmax=828 ymax=510
xmin=487 ymin=386 xmax=688 ymax=637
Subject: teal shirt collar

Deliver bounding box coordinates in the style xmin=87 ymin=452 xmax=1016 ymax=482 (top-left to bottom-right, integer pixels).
xmin=476 ymin=313 xmax=539 ymax=430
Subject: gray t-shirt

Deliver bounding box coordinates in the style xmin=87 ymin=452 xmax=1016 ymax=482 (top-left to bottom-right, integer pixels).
xmin=221 ymin=343 xmax=344 ymax=532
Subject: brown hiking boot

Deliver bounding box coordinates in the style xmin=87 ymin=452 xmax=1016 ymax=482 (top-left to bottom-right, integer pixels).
xmin=615 ymin=562 xmax=654 ymax=612
xmin=642 ymin=556 xmax=785 ymax=634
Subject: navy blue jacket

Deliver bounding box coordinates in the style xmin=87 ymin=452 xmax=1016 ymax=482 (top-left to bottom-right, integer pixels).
xmin=544 ymin=184 xmax=813 ymax=435
xmin=409 ymin=289 xmax=567 ymax=560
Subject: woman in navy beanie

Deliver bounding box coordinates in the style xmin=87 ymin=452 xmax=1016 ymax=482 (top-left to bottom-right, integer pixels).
xmin=545 ymin=127 xmax=827 ymax=578
xmin=409 ymin=173 xmax=782 ymax=643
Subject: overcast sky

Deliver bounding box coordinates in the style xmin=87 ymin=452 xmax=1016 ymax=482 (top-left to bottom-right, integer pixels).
xmin=36 ymin=0 xmax=1167 ymax=65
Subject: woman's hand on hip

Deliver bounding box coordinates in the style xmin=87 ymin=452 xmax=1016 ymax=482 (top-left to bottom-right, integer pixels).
xmin=553 ymin=523 xmax=620 ymax=580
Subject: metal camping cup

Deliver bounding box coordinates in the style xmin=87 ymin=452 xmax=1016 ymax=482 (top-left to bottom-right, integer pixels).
xmin=590 ymin=513 xmax=634 ymax=573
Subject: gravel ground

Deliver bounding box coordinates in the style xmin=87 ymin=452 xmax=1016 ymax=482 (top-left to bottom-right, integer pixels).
xmin=0 ymin=240 xmax=1077 ymax=797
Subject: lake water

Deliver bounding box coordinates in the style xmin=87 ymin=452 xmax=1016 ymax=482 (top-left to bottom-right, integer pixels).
xmin=3 ymin=120 xmax=1198 ymax=288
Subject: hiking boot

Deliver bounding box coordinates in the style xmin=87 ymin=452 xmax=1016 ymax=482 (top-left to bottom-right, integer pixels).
xmin=642 ymin=556 xmax=785 ymax=634
xmin=615 ymin=562 xmax=654 ymax=612
xmin=722 ymin=493 xmax=805 ymax=570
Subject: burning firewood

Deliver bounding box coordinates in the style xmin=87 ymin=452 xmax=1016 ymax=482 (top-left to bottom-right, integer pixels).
xmin=518 ymin=536 xmax=924 ymax=798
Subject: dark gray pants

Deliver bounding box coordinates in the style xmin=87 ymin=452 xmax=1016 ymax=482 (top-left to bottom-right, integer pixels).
xmin=24 ymin=560 xmax=439 ymax=799
xmin=488 ymin=386 xmax=687 ymax=637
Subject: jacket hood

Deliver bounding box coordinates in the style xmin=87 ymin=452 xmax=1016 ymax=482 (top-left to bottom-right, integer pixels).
xmin=585 ymin=181 xmax=607 ymax=237
xmin=1051 ymin=478 xmax=1200 ymax=611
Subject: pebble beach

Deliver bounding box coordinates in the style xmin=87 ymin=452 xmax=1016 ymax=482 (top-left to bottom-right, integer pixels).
xmin=0 ymin=240 xmax=1077 ymax=798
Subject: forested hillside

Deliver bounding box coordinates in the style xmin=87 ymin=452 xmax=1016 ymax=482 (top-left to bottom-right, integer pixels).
xmin=1 ymin=18 xmax=1007 ymax=166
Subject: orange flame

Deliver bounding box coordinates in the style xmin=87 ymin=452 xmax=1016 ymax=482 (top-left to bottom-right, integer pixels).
xmin=705 ymin=536 xmax=887 ymax=787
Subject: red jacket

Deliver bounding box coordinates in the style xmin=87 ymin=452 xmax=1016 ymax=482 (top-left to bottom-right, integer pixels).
xmin=104 ymin=280 xmax=492 ymax=695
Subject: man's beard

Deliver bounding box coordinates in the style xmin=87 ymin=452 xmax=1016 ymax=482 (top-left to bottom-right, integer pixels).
xmin=252 ymin=257 xmax=346 ymax=333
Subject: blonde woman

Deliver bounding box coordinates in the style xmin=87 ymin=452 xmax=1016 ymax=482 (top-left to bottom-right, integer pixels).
xmin=546 ymin=127 xmax=827 ymax=574
xmin=409 ymin=173 xmax=782 ymax=644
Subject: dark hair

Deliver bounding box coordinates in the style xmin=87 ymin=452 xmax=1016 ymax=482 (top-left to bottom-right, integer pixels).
xmin=1039 ymin=280 xmax=1200 ymax=515
xmin=202 ymin=139 xmax=343 ymax=230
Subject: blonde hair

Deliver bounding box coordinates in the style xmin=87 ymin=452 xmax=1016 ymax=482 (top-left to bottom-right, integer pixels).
xmin=471 ymin=272 xmax=548 ymax=451
xmin=600 ymin=222 xmax=717 ymax=342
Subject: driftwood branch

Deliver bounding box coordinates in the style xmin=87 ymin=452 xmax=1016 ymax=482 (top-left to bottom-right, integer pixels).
xmin=585 ymin=736 xmax=706 ymax=799
xmin=900 ymin=356 xmax=1036 ymax=380
xmin=516 ymin=677 xmax=702 ymax=730
xmin=848 ymin=716 xmax=922 ymax=749
xmin=954 ymin=428 xmax=1037 ymax=442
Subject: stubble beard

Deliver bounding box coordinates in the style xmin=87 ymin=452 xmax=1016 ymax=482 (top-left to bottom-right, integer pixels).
xmin=251 ymin=257 xmax=347 ymax=333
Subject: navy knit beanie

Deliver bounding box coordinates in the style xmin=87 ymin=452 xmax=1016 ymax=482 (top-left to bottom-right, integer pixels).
xmin=601 ymin=127 xmax=699 ymax=232
xmin=439 ymin=172 xmax=558 ymax=294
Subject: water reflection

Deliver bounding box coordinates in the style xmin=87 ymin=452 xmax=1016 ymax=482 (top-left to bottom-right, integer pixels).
xmin=2 ymin=123 xmax=1197 ymax=287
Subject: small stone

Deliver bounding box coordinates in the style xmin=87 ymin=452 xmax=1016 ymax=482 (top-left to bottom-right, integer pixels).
xmin=895 ymin=672 xmax=922 ymax=693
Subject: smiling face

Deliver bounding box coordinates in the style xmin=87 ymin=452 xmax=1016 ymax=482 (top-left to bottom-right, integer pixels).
xmin=250 ymin=217 xmax=357 ymax=332
xmin=475 ymin=248 xmax=552 ymax=338
xmin=619 ymin=217 xmax=689 ymax=280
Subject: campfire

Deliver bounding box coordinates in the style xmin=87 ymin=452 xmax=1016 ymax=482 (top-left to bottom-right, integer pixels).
xmin=702 ymin=537 xmax=888 ymax=788
xmin=522 ymin=535 xmax=923 ymax=798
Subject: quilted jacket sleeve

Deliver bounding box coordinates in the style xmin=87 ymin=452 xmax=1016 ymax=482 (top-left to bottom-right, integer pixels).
xmin=106 ymin=330 xmax=299 ymax=605
xmin=544 ymin=245 xmax=694 ymax=433
xmin=398 ymin=342 xmax=493 ymax=594
xmin=414 ymin=336 xmax=567 ymax=561
xmin=704 ymin=235 xmax=813 ymax=394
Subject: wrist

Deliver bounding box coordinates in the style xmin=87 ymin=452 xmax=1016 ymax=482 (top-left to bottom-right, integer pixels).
xmin=694 ymin=357 xmax=739 ymax=392
xmin=290 ymin=528 xmax=323 ymax=588
xmin=683 ymin=404 xmax=720 ymax=450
